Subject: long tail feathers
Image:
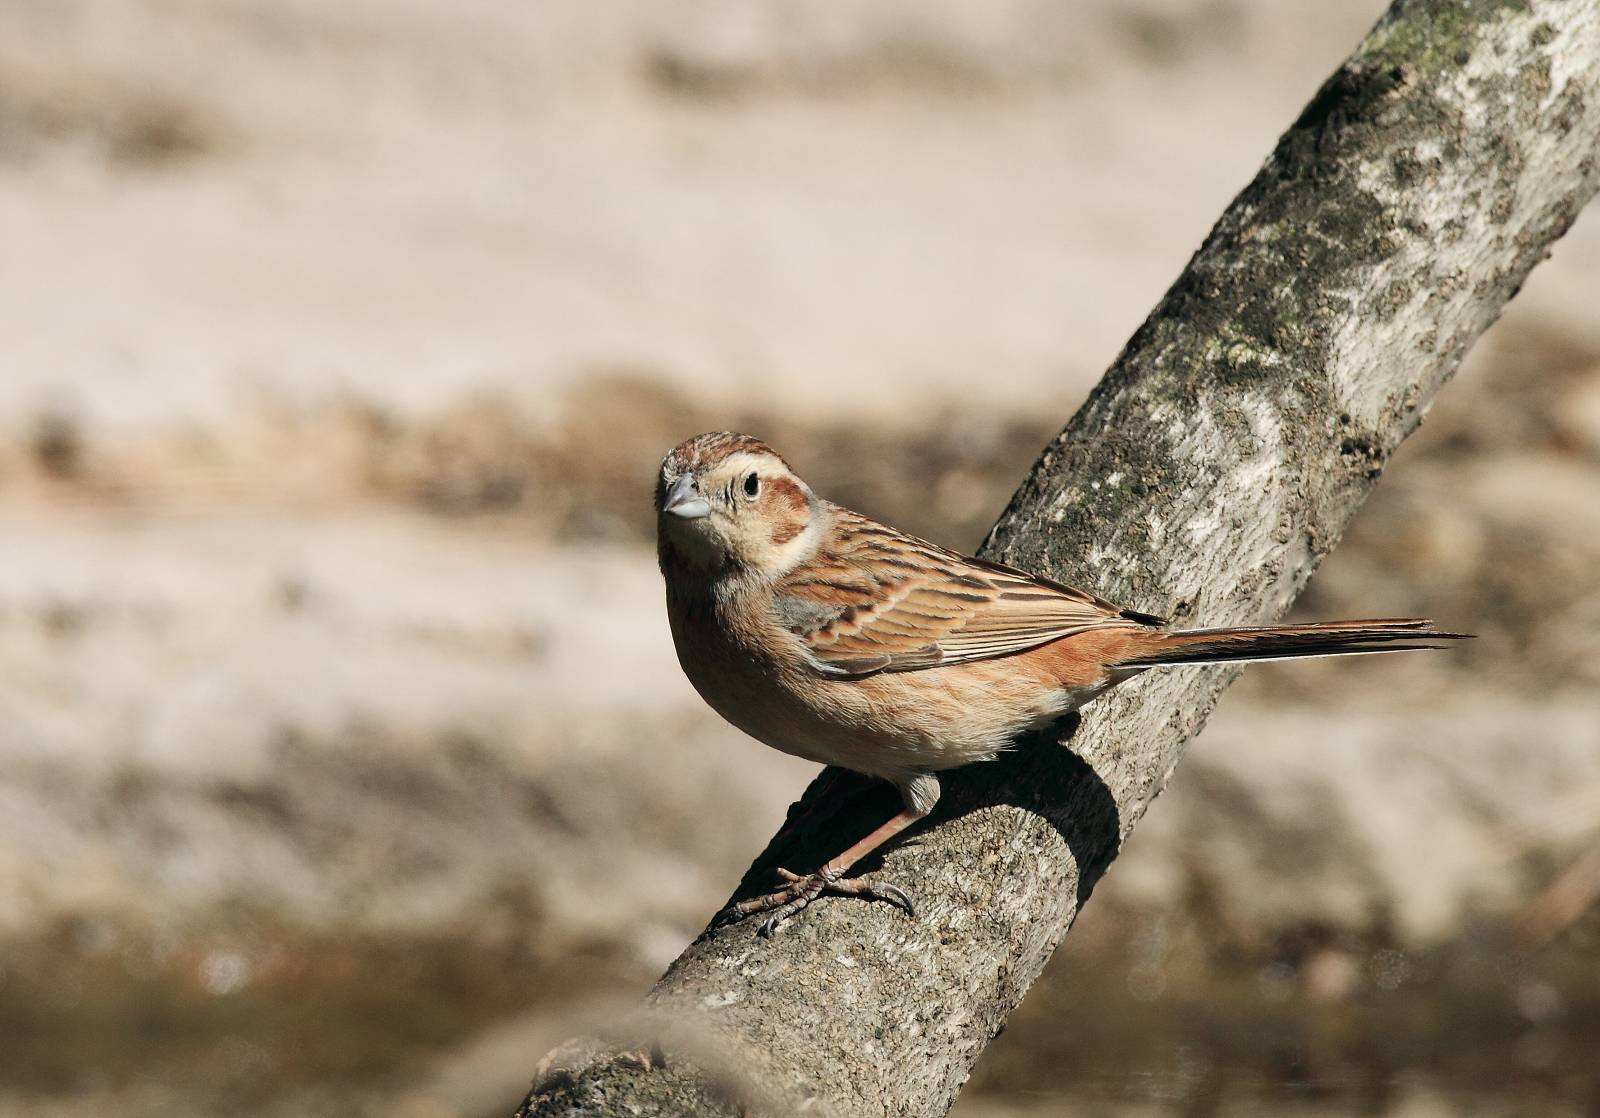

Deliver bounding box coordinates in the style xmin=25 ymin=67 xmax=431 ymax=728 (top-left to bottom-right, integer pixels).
xmin=1118 ymin=618 xmax=1473 ymax=669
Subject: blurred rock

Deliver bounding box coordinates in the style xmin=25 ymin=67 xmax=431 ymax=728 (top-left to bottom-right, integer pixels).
xmin=1554 ymin=364 xmax=1600 ymax=460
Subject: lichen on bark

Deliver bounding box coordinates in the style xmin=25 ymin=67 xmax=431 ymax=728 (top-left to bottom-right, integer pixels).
xmin=520 ymin=1 xmax=1600 ymax=1115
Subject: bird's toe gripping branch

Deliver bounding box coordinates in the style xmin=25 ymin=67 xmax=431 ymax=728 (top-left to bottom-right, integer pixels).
xmin=714 ymin=866 xmax=916 ymax=937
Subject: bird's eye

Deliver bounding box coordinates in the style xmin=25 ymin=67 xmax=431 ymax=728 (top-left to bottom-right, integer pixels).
xmin=744 ymin=472 xmax=760 ymax=498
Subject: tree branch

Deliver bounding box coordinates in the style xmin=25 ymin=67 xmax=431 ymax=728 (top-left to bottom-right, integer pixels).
xmin=520 ymin=1 xmax=1600 ymax=1114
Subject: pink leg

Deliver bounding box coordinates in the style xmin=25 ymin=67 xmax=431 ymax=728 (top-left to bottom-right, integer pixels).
xmin=820 ymin=806 xmax=925 ymax=877
xmin=717 ymin=805 xmax=927 ymax=937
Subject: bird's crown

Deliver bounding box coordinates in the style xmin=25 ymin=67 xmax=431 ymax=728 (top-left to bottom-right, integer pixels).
xmin=661 ymin=431 xmax=791 ymax=478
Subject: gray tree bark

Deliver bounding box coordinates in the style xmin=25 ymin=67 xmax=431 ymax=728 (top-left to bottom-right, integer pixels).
xmin=520 ymin=1 xmax=1600 ymax=1115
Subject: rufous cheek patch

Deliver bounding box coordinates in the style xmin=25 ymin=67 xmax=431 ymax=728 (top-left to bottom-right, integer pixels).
xmin=765 ymin=477 xmax=810 ymax=544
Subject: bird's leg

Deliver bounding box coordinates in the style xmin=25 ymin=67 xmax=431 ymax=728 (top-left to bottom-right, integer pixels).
xmin=717 ymin=808 xmax=923 ymax=936
xmin=717 ymin=774 xmax=939 ymax=936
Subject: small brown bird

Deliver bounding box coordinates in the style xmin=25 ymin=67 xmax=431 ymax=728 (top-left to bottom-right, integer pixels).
xmin=657 ymin=431 xmax=1467 ymax=935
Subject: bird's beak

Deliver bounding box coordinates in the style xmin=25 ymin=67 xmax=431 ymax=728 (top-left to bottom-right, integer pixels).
xmin=663 ymin=474 xmax=712 ymax=520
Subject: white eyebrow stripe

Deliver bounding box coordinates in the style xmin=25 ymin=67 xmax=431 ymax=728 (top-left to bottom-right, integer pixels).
xmin=715 ymin=451 xmax=781 ymax=478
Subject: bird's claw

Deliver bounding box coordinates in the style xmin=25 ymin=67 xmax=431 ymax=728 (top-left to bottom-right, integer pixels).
xmin=714 ymin=866 xmax=916 ymax=937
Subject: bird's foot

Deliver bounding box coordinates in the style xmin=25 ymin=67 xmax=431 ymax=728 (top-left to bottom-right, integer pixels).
xmin=714 ymin=866 xmax=915 ymax=937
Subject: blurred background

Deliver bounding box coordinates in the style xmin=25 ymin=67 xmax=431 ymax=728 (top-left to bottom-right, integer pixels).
xmin=3 ymin=0 xmax=1599 ymax=1115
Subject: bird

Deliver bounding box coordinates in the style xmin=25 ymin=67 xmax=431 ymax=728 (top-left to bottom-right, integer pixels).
xmin=656 ymin=430 xmax=1469 ymax=936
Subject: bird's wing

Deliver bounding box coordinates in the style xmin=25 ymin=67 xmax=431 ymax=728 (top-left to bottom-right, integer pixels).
xmin=773 ymin=507 xmax=1161 ymax=679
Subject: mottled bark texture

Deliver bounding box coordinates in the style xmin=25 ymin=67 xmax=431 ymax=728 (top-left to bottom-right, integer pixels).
xmin=520 ymin=1 xmax=1600 ymax=1115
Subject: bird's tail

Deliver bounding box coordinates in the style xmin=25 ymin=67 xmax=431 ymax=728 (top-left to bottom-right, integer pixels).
xmin=1116 ymin=618 xmax=1472 ymax=669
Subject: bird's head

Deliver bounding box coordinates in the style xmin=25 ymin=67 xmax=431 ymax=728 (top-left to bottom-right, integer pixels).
xmin=656 ymin=431 xmax=819 ymax=580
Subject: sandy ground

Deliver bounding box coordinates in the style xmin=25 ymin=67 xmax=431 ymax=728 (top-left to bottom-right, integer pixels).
xmin=6 ymin=0 xmax=1598 ymax=435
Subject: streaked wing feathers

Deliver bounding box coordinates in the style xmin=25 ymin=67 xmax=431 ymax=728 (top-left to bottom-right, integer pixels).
xmin=775 ymin=507 xmax=1156 ymax=679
